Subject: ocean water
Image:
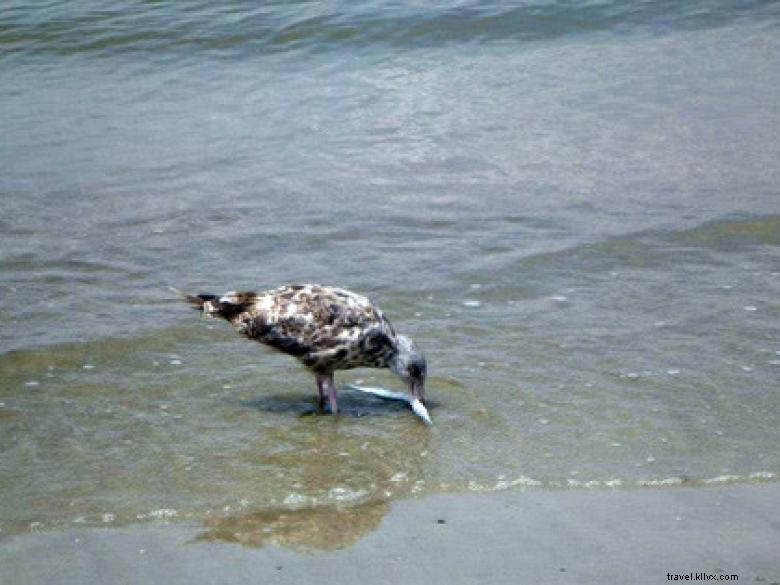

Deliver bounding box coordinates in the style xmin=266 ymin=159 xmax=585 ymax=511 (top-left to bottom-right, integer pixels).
xmin=1 ymin=0 xmax=779 ymax=547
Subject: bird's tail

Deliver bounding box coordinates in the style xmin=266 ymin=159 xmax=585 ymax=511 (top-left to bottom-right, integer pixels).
xmin=170 ymin=287 xmax=220 ymax=312
xmin=170 ymin=287 xmax=251 ymax=320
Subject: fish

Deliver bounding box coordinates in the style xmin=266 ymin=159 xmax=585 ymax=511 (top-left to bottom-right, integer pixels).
xmin=348 ymin=384 xmax=433 ymax=425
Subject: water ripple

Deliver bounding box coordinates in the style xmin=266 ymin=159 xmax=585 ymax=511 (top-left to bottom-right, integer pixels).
xmin=1 ymin=0 xmax=778 ymax=58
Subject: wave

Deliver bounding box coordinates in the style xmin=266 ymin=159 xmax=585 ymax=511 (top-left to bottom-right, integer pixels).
xmin=1 ymin=0 xmax=778 ymax=58
xmin=465 ymin=470 xmax=778 ymax=492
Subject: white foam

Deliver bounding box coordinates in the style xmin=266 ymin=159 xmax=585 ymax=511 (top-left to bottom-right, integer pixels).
xmin=636 ymin=477 xmax=683 ymax=487
xmin=567 ymin=479 xmax=602 ymax=488
xmin=283 ymin=493 xmax=310 ymax=506
xmin=494 ymin=476 xmax=543 ymax=490
xmin=743 ymin=305 xmax=758 ymax=312
xmin=328 ymin=486 xmax=369 ymax=503
xmin=703 ymin=474 xmax=741 ymax=484
xmin=140 ymin=508 xmax=177 ymax=520
xmin=460 ymin=471 xmax=775 ymax=498
xmin=462 ymin=299 xmax=481 ymax=308
xmin=748 ymin=471 xmax=776 ymax=480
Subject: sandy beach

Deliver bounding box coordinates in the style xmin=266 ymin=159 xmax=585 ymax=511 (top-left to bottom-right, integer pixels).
xmin=2 ymin=483 xmax=778 ymax=585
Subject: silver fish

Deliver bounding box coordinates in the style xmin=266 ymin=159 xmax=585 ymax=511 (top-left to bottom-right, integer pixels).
xmin=348 ymin=384 xmax=433 ymax=425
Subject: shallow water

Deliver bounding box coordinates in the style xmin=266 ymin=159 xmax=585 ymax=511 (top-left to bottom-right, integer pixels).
xmin=1 ymin=0 xmax=779 ymax=546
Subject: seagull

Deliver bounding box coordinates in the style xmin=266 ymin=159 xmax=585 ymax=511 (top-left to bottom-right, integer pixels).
xmin=175 ymin=284 xmax=426 ymax=415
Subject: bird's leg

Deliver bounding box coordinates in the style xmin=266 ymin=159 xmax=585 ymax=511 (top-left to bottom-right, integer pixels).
xmin=326 ymin=373 xmax=338 ymax=415
xmin=315 ymin=374 xmax=327 ymax=410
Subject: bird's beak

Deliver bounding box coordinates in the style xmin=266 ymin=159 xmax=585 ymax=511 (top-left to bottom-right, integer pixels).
xmin=409 ymin=381 xmax=425 ymax=403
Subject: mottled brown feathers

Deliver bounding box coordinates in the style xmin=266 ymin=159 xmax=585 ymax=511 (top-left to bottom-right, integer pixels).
xmin=181 ymin=284 xmax=399 ymax=374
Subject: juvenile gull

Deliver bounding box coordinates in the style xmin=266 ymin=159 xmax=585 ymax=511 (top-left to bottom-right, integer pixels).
xmin=175 ymin=284 xmax=426 ymax=415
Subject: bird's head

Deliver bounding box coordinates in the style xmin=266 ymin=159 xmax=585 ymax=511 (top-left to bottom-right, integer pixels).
xmin=390 ymin=335 xmax=427 ymax=402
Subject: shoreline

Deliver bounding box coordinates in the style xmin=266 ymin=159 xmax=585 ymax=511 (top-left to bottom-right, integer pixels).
xmin=2 ymin=483 xmax=778 ymax=584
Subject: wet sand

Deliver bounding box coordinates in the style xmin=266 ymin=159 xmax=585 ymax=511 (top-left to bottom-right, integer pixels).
xmin=2 ymin=483 xmax=778 ymax=584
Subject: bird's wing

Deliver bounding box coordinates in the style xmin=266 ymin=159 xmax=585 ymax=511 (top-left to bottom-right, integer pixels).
xmin=230 ymin=285 xmax=393 ymax=362
xmin=302 ymin=323 xmax=396 ymax=371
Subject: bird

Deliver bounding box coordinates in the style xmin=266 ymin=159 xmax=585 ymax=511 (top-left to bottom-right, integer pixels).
xmin=174 ymin=284 xmax=426 ymax=415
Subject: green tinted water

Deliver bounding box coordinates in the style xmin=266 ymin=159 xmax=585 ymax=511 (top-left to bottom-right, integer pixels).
xmin=2 ymin=217 xmax=778 ymax=545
